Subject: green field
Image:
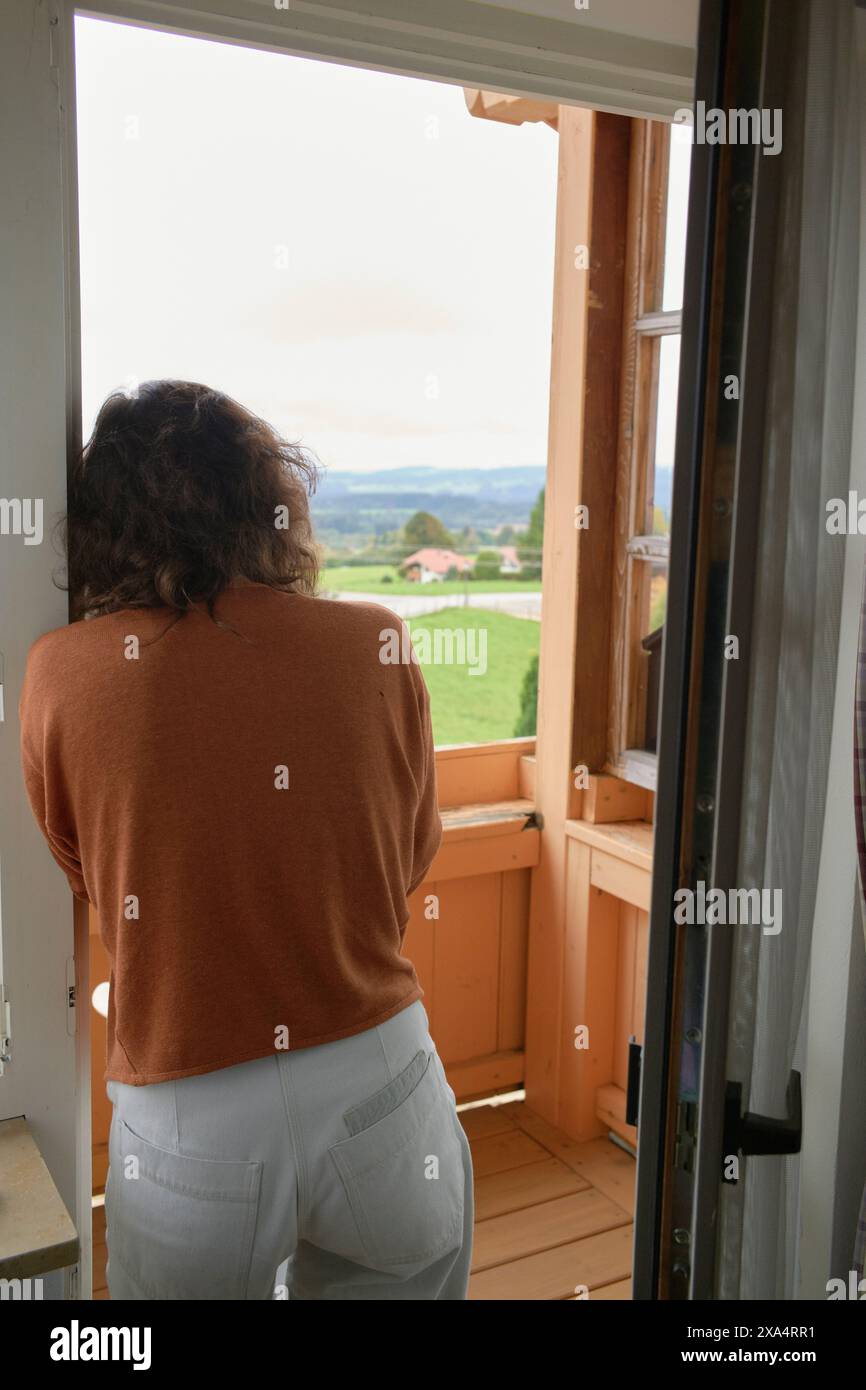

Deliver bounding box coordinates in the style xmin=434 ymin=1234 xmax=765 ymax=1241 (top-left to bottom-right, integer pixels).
xmin=320 ymin=564 xmax=542 ymax=596
xmin=405 ymin=607 xmax=539 ymax=746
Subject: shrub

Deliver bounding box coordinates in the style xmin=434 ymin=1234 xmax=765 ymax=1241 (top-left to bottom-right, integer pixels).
xmin=514 ymin=652 xmax=539 ymax=737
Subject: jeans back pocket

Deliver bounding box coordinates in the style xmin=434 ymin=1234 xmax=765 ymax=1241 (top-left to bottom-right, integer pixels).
xmin=107 ymin=1118 xmax=262 ymax=1300
xmin=329 ymin=1048 xmax=465 ymax=1273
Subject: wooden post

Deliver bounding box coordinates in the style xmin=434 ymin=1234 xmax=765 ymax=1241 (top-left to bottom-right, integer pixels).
xmin=524 ymin=108 xmax=631 ymax=1133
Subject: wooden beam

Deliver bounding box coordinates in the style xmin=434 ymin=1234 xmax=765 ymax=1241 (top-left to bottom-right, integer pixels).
xmin=590 ymin=849 xmax=652 ymax=913
xmin=423 ymin=825 xmax=539 ymax=883
xmin=582 ymin=772 xmax=648 ymax=824
xmin=525 ymin=108 xmax=633 ymax=1131
xmin=445 ymin=1049 xmax=525 ymax=1103
xmin=435 ymin=737 xmax=535 ymax=808
xmin=572 ymin=111 xmax=632 ymax=772
xmin=559 ymin=839 xmax=620 ymax=1140
xmin=463 ymin=88 xmax=560 ymax=129
xmin=524 ymin=104 xmax=595 ymax=1127
xmin=563 ymin=818 xmax=654 ymax=872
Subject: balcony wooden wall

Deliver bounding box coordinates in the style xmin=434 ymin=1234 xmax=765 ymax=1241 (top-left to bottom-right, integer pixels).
xmin=404 ymin=739 xmax=539 ymax=1101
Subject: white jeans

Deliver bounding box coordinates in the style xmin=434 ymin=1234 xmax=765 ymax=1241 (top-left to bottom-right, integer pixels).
xmin=105 ymin=1001 xmax=473 ymax=1300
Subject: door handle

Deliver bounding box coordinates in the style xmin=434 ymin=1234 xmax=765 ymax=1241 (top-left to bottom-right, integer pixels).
xmin=722 ymin=1069 xmax=802 ymax=1183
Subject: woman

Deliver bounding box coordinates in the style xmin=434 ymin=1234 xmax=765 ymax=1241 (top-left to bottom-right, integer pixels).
xmin=19 ymin=379 xmax=474 ymax=1300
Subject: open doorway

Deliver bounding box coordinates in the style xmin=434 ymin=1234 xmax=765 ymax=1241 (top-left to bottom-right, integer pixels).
xmin=9 ymin=0 xmax=865 ymax=1329
xmin=74 ymin=13 xmax=693 ymax=1301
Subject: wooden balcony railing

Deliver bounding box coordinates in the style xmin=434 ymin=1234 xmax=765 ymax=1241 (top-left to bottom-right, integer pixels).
xmin=405 ymin=738 xmax=539 ymax=1103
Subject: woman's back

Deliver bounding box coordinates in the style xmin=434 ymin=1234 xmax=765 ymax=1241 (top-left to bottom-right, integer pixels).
xmin=20 ymin=582 xmax=441 ymax=1085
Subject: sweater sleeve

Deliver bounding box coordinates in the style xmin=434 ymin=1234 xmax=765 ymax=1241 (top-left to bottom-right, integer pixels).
xmin=19 ymin=647 xmax=89 ymax=903
xmin=20 ymin=755 xmax=89 ymax=902
xmin=406 ymin=664 xmax=442 ymax=898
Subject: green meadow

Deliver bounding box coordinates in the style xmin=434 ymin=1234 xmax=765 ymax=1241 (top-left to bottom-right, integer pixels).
xmin=321 ymin=564 xmax=542 ymax=596
xmin=405 ymin=607 xmax=539 ymax=747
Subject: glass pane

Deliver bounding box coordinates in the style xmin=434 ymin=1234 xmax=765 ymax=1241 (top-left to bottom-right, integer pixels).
xmin=649 ymin=563 xmax=668 ymax=630
xmin=74 ymin=16 xmax=557 ymax=752
xmin=652 ymin=334 xmax=680 ymax=536
xmin=662 ymin=123 xmax=692 ymax=310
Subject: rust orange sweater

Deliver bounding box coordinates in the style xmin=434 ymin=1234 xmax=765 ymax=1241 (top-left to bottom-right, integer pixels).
xmin=19 ymin=583 xmax=442 ymax=1085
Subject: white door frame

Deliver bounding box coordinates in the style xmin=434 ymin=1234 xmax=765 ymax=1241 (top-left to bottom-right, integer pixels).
xmin=0 ymin=0 xmax=88 ymax=1300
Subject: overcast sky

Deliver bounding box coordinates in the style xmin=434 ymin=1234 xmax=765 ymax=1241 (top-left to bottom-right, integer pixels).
xmin=74 ymin=16 xmax=689 ymax=479
xmin=74 ymin=16 xmax=561 ymax=475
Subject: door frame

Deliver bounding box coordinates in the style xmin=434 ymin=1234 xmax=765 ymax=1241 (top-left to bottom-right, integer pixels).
xmin=7 ymin=0 xmax=698 ymax=1299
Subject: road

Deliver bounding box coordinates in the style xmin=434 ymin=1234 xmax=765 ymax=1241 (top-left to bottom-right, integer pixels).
xmin=325 ymin=589 xmax=542 ymax=621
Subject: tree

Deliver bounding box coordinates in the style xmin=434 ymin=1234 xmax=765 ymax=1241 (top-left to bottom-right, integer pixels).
xmin=403 ymin=511 xmax=454 ymax=548
xmin=514 ymin=653 xmax=539 ymax=737
xmin=518 ymin=487 xmax=545 ymax=573
xmin=472 ymin=548 xmax=502 ymax=581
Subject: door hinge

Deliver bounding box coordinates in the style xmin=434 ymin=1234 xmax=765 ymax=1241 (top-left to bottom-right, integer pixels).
xmin=0 ymin=981 xmax=11 ymax=1072
xmin=722 ymin=1070 xmax=802 ymax=1184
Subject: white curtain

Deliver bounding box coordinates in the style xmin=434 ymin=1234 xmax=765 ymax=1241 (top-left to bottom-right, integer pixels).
xmin=717 ymin=0 xmax=860 ymax=1300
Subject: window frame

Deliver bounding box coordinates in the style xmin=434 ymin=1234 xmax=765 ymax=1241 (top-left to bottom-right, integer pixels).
xmin=608 ymin=120 xmax=683 ymax=789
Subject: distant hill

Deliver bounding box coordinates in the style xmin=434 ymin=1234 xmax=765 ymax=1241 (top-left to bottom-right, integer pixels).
xmin=311 ymin=465 xmax=547 ymax=537
xmin=309 ymin=463 xmax=674 ymax=540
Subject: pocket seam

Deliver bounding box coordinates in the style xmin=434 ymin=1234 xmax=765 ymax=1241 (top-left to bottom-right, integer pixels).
xmin=119 ymin=1118 xmax=261 ymax=1201
xmin=330 ymin=1079 xmax=435 ymax=1181
xmin=342 ymin=1048 xmax=429 ymax=1139
xmin=111 ymin=1120 xmax=262 ymax=1299
xmin=328 ymin=1061 xmax=465 ymax=1269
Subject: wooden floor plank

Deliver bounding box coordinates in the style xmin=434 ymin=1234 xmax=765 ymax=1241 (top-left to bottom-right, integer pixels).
xmin=459 ymin=1104 xmax=518 ymax=1143
xmin=470 ymin=1224 xmax=633 ymax=1301
xmin=499 ymin=1102 xmax=636 ymax=1214
xmin=474 ymin=1156 xmax=588 ymax=1222
xmin=469 ymin=1129 xmax=550 ymax=1179
xmin=566 ymin=1139 xmax=636 ymax=1215
xmin=590 ymin=1278 xmax=632 ymax=1300
xmin=472 ymin=1188 xmax=631 ymax=1272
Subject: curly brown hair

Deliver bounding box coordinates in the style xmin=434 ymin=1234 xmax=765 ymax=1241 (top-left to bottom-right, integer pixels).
xmin=63 ymin=380 xmax=320 ymax=620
